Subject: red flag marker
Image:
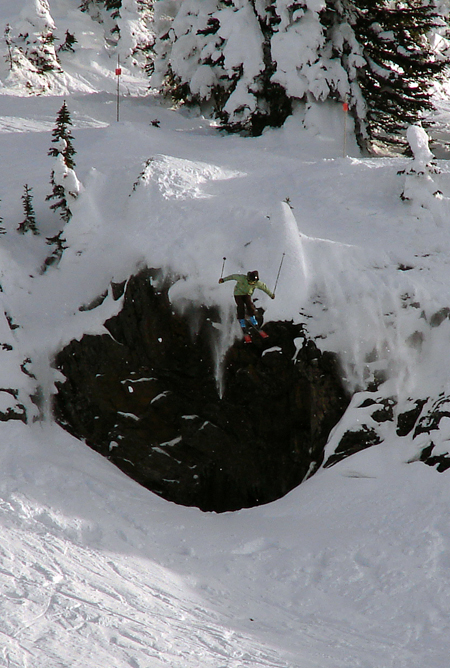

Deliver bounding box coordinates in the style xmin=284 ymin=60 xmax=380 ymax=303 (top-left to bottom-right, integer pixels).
xmin=342 ymin=101 xmax=349 ymax=112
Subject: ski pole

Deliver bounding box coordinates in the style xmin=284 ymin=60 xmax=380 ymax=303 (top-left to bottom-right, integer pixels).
xmin=273 ymin=252 xmax=285 ymax=295
xmin=220 ymin=256 xmax=226 ymax=279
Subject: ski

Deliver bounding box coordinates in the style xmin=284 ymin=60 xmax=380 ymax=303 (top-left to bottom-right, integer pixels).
xmin=240 ymin=318 xmax=269 ymax=343
xmin=253 ymin=328 xmax=269 ymax=339
xmin=241 ymin=323 xmax=269 ymax=343
xmin=248 ymin=323 xmax=269 ymax=339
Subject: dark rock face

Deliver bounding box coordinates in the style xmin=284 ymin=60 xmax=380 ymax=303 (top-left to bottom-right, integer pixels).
xmin=320 ymin=302 xmax=450 ymax=474
xmin=324 ymin=424 xmax=382 ymax=468
xmin=323 ymin=396 xmax=396 ymax=468
xmin=53 ymin=268 xmax=350 ymax=512
xmin=411 ymin=396 xmax=450 ymax=472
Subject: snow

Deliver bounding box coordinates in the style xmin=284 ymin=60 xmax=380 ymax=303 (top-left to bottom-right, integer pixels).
xmin=52 ymin=151 xmax=82 ymax=198
xmin=1 ymin=2 xmax=450 ymax=667
xmin=271 ymin=2 xmax=330 ymax=101
xmin=3 ymin=420 xmax=450 ymax=668
xmin=407 ymin=124 xmax=435 ymax=166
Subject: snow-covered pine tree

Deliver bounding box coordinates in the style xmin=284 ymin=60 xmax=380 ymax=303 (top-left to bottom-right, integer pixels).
xmin=80 ymin=0 xmax=154 ymax=72
xmin=268 ymin=0 xmax=359 ymax=136
xmin=80 ymin=0 xmax=122 ymax=43
xmin=4 ymin=24 xmax=13 ymax=70
xmin=116 ymin=0 xmax=155 ymax=75
xmin=42 ymin=232 xmax=67 ymax=272
xmin=217 ymin=0 xmax=291 ymax=134
xmin=151 ymin=0 xmax=448 ymax=147
xmin=271 ymin=1 xmax=333 ymax=100
xmin=80 ymin=0 xmax=122 ymax=15
xmin=57 ymin=30 xmax=78 ymax=53
xmin=270 ymin=0 xmax=448 ymax=152
xmin=399 ymin=124 xmax=450 ymax=227
xmin=46 ymin=157 xmax=75 ymax=224
xmin=48 ymin=101 xmax=76 ymax=169
xmin=316 ymin=0 xmax=368 ymax=146
xmin=18 ymin=185 xmax=39 ymax=235
xmin=343 ymin=0 xmax=448 ymax=152
xmin=79 ymin=1 xmax=102 ymax=20
xmin=152 ymin=0 xmax=291 ymax=134
xmin=14 ymin=0 xmax=61 ymax=76
xmin=152 ymin=0 xmax=356 ymax=135
xmin=46 ymin=102 xmax=81 ymax=224
xmin=430 ymin=0 xmax=450 ymax=44
xmin=151 ymin=0 xmax=222 ymax=108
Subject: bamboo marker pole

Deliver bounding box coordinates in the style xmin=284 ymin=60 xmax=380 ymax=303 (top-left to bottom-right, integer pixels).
xmin=343 ymin=96 xmax=349 ymax=158
xmin=115 ymin=56 xmax=122 ymax=122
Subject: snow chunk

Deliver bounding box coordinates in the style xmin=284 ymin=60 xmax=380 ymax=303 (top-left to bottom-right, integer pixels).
xmin=117 ymin=411 xmax=140 ymax=421
xmin=400 ymin=124 xmax=450 ymax=227
xmin=262 ymin=346 xmax=282 ymax=356
xmin=407 ymin=125 xmax=434 ymax=166
xmin=160 ymin=436 xmax=182 ymax=447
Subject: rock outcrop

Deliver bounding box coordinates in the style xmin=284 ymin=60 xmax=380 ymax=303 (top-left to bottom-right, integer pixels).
xmin=53 ymin=268 xmax=350 ymax=512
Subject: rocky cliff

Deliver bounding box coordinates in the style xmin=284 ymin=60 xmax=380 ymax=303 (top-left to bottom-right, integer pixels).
xmin=53 ymin=268 xmax=350 ymax=512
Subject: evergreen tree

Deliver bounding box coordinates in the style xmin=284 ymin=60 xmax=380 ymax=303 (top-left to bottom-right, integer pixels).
xmin=271 ymin=1 xmax=335 ymax=101
xmin=80 ymin=0 xmax=122 ymax=13
xmin=4 ymin=24 xmax=13 ymax=70
xmin=79 ymin=1 xmax=102 ymax=19
xmin=80 ymin=1 xmax=154 ymax=72
xmin=48 ymin=101 xmax=76 ymax=169
xmin=152 ymin=0 xmax=448 ymax=148
xmin=18 ymin=185 xmax=39 ymax=235
xmin=329 ymin=0 xmax=449 ymax=152
xmin=104 ymin=0 xmax=122 ymax=19
xmin=46 ymin=153 xmax=80 ymax=224
xmin=15 ymin=0 xmax=61 ymax=75
xmin=42 ymin=232 xmax=67 ymax=272
xmin=80 ymin=0 xmax=123 ymax=42
xmin=46 ymin=102 xmax=80 ymax=224
xmin=270 ymin=0 xmax=448 ymax=150
xmin=269 ymin=0 xmax=351 ymax=132
xmin=58 ymin=30 xmax=78 ymax=53
xmin=151 ymin=0 xmax=221 ymax=107
xmin=116 ymin=0 xmax=155 ymax=74
xmin=433 ymin=1 xmax=450 ymax=54
xmin=152 ymin=0 xmax=337 ymax=134
xmin=152 ymin=0 xmax=290 ymax=135
xmin=218 ymin=0 xmax=292 ymax=134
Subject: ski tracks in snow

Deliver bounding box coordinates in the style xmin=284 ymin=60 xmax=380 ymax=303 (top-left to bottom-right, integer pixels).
xmin=0 ymin=114 xmax=107 ymax=135
xmin=0 ymin=493 xmax=292 ymax=668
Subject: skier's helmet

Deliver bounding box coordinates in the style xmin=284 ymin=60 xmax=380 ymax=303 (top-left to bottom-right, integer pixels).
xmin=247 ymin=270 xmax=259 ymax=283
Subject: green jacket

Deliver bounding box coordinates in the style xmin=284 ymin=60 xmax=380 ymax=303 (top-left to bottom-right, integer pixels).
xmin=222 ymin=274 xmax=274 ymax=299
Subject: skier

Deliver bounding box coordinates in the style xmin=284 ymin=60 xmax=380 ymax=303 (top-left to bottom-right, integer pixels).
xmin=219 ymin=270 xmax=274 ymax=340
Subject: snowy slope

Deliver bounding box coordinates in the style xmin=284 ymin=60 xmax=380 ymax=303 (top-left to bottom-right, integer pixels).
xmin=1 ymin=3 xmax=450 ymax=667
xmin=2 ymin=420 xmax=450 ymax=667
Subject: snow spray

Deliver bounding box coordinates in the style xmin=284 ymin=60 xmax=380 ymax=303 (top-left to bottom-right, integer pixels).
xmin=281 ymin=202 xmax=309 ymax=284
xmin=279 ymin=202 xmax=418 ymax=394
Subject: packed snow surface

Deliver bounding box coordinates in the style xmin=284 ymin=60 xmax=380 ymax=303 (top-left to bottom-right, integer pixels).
xmin=2 ymin=3 xmax=450 ymax=667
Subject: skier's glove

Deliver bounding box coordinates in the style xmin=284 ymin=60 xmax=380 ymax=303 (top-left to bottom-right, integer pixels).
xmin=219 ymin=278 xmax=224 ymax=283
